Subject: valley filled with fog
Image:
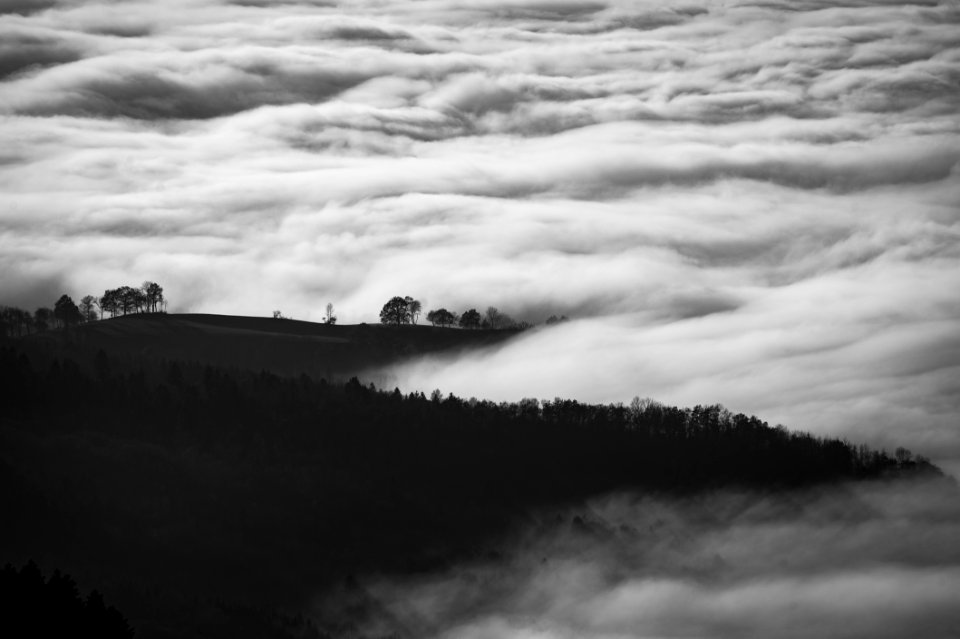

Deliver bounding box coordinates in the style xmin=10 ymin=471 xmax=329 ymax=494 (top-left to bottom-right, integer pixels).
xmin=342 ymin=479 xmax=960 ymax=639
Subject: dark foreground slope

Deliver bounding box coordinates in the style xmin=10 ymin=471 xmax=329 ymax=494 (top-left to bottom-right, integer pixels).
xmin=21 ymin=313 xmax=518 ymax=380
xmin=0 ymin=343 xmax=948 ymax=639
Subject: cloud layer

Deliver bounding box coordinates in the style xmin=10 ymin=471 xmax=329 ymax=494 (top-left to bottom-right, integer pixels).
xmin=327 ymin=480 xmax=960 ymax=639
xmin=1 ymin=0 xmax=959 ymax=468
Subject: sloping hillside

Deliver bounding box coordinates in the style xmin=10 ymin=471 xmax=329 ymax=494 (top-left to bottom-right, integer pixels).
xmin=22 ymin=313 xmax=519 ymax=380
xmin=0 ymin=325 xmax=951 ymax=639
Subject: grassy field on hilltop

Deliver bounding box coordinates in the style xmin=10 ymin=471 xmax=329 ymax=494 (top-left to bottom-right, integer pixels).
xmin=19 ymin=312 xmax=520 ymax=381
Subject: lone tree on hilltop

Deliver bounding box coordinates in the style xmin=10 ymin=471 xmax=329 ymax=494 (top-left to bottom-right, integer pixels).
xmin=324 ymin=302 xmax=337 ymax=325
xmin=426 ymin=308 xmax=457 ymax=327
xmin=459 ymin=308 xmax=481 ymax=329
xmin=380 ymin=296 xmax=412 ymax=326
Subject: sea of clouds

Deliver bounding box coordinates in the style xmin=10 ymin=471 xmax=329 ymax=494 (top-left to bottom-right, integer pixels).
xmin=1 ymin=0 xmax=959 ymax=470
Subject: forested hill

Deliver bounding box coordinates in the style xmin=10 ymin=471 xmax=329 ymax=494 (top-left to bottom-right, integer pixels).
xmin=19 ymin=312 xmax=519 ymax=380
xmin=0 ymin=342 xmax=947 ymax=638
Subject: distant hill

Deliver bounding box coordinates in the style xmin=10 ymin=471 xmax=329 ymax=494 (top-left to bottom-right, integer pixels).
xmin=19 ymin=313 xmax=519 ymax=380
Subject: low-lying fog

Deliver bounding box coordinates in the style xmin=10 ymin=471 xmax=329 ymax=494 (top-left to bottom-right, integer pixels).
xmin=322 ymin=478 xmax=960 ymax=639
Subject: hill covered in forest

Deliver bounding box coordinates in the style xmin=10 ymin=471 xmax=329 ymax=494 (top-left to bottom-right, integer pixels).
xmin=0 ymin=328 xmax=949 ymax=639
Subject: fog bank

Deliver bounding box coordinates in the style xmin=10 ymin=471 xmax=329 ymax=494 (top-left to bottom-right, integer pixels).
xmin=326 ymin=479 xmax=960 ymax=639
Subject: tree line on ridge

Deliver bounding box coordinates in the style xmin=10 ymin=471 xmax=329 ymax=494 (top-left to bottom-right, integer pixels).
xmin=0 ymin=282 xmax=165 ymax=337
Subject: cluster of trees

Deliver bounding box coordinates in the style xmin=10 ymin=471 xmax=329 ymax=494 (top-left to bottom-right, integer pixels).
xmin=379 ymin=296 xmax=422 ymax=326
xmin=0 ymin=561 xmax=133 ymax=638
xmin=379 ymin=295 xmax=533 ymax=330
xmin=99 ymin=282 xmax=164 ymax=318
xmin=1 ymin=295 xmax=88 ymax=335
xmin=426 ymin=305 xmax=528 ymax=330
xmin=0 ymin=306 xmax=40 ymax=336
xmin=0 ymin=282 xmax=165 ymax=337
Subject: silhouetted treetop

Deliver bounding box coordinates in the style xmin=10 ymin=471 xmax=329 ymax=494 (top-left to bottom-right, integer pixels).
xmin=97 ymin=282 xmax=166 ymax=318
xmin=380 ymin=296 xmax=412 ymax=326
xmin=54 ymin=295 xmax=82 ymax=327
xmin=324 ymin=302 xmax=337 ymax=325
xmin=427 ymin=308 xmax=457 ymax=327
xmin=459 ymin=308 xmax=481 ymax=329
xmin=0 ymin=561 xmax=134 ymax=638
xmin=142 ymin=281 xmax=164 ymax=313
xmin=0 ymin=306 xmax=35 ymax=337
xmin=79 ymin=295 xmax=98 ymax=322
xmin=483 ymin=306 xmax=516 ymax=329
xmin=405 ymin=297 xmax=421 ymax=325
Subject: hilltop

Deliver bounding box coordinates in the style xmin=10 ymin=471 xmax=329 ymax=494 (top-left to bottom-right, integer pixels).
xmin=19 ymin=312 xmax=520 ymax=380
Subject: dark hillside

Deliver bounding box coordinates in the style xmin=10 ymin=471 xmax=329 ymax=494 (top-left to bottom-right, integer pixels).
xmin=0 ymin=342 xmax=947 ymax=638
xmin=20 ymin=313 xmax=518 ymax=379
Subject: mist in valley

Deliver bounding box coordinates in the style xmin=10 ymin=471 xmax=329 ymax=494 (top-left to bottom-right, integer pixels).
xmin=330 ymin=478 xmax=960 ymax=639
